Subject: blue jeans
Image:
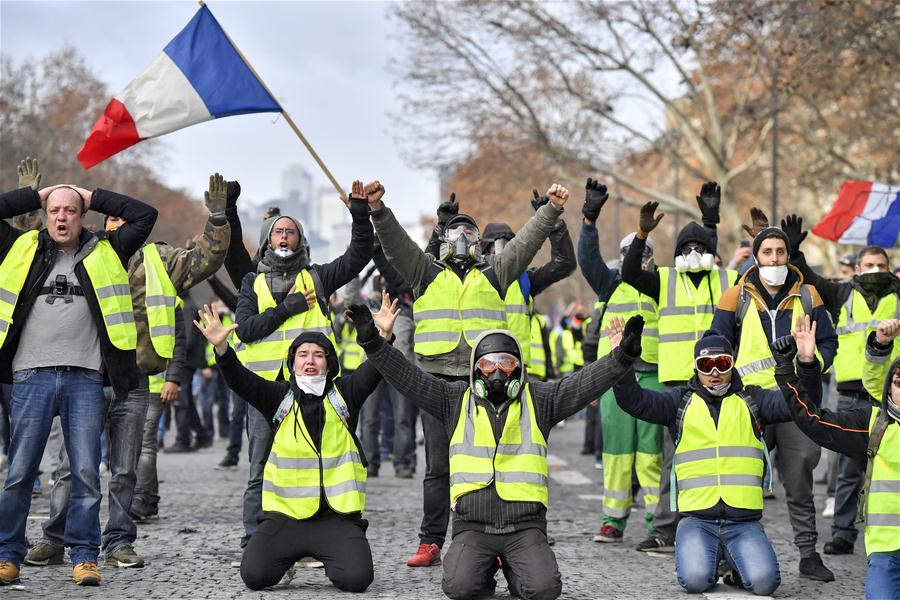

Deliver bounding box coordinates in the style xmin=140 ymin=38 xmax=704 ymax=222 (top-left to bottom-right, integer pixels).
xmin=675 ymin=517 xmax=780 ymax=596
xmin=867 ymin=549 xmax=900 ymax=599
xmin=0 ymin=368 xmax=105 ymax=565
xmin=44 ymin=380 xmax=150 ymax=554
xmin=0 ymin=384 xmax=11 ymax=455
xmin=242 ymin=405 xmax=274 ymax=549
xmin=134 ymin=391 xmax=164 ymax=511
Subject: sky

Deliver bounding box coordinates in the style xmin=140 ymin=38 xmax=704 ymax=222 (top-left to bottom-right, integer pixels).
xmin=0 ymin=0 xmax=437 ymax=224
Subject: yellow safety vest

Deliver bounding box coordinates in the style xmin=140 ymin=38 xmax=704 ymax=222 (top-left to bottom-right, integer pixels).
xmin=234 ymin=269 xmax=335 ymax=380
xmin=673 ymin=393 xmax=766 ymax=512
xmin=142 ymin=243 xmax=179 ymax=359
xmin=657 ymin=267 xmax=734 ymax=383
xmin=594 ymin=282 xmax=659 ymax=364
xmin=833 ymin=290 xmax=900 ymax=383
xmin=864 ymin=407 xmax=900 ymax=555
xmin=505 ymin=278 xmax=531 ymax=365
xmin=262 ymin=387 xmax=366 ymax=520
xmin=558 ymin=329 xmax=582 ymax=374
xmin=527 ymin=314 xmax=548 ymax=380
xmin=449 ymin=386 xmax=548 ymax=506
xmin=0 ymin=231 xmax=136 ymax=351
xmin=340 ymin=322 xmax=365 ymax=371
xmin=148 ymin=373 xmax=166 ymax=395
xmin=413 ymin=266 xmax=507 ymax=357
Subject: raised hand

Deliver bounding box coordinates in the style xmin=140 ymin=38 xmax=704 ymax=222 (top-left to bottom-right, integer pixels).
xmin=363 ymin=180 xmax=385 ymax=210
xmin=605 ymin=315 xmax=626 ymax=350
xmin=638 ymin=201 xmax=664 ymax=235
xmin=530 ymin=188 xmax=549 ymax=212
xmin=438 ymin=192 xmax=459 ymax=223
xmin=620 ymin=315 xmax=644 ymax=357
xmin=17 ymin=157 xmax=41 ymax=190
xmin=731 ymin=245 xmax=752 ymax=267
xmin=372 ymin=289 xmax=401 ymax=339
xmin=780 ymin=214 xmax=808 ymax=252
xmin=741 ymin=207 xmax=769 ymax=238
xmin=696 ymin=181 xmax=720 ymax=226
xmin=193 ymin=303 xmax=238 ymax=355
xmin=226 ymin=180 xmax=241 ymax=210
xmin=582 ymin=178 xmax=609 ymax=222
xmin=345 ymin=303 xmax=378 ymax=344
xmin=547 ymin=184 xmax=569 ymax=209
xmin=875 ymin=319 xmax=900 ymax=344
xmin=791 ymin=313 xmax=817 ymax=362
xmin=205 ymin=173 xmax=227 ymax=214
xmin=346 ymin=180 xmax=370 ymax=218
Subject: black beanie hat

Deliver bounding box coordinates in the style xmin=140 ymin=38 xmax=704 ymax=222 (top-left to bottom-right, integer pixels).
xmin=694 ymin=334 xmax=734 ymax=359
xmin=752 ymin=227 xmax=791 ymax=259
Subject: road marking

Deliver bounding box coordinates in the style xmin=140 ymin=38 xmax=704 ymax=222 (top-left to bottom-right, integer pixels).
xmin=578 ymin=494 xmax=604 ymax=500
xmin=550 ymin=470 xmax=593 ymax=485
xmin=547 ymin=454 xmax=567 ymax=467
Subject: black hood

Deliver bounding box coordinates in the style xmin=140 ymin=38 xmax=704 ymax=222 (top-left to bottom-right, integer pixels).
xmin=674 ymin=221 xmax=712 ymax=257
xmin=481 ymin=222 xmax=515 ymax=253
xmin=286 ymin=331 xmax=340 ymax=385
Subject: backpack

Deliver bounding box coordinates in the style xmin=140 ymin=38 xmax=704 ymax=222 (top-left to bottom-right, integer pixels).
xmin=734 ymin=284 xmax=814 ymax=328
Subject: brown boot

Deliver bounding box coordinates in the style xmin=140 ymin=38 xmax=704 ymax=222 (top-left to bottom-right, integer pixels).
xmin=0 ymin=561 xmax=20 ymax=585
xmin=72 ymin=562 xmax=101 ymax=586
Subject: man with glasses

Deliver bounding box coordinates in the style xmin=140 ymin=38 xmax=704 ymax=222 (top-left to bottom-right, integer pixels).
xmin=346 ymin=303 xmax=646 ymax=600
xmin=607 ymin=321 xmax=825 ymax=596
xmin=709 ymin=224 xmax=838 ymax=581
xmin=362 ymin=180 xmax=568 ymax=568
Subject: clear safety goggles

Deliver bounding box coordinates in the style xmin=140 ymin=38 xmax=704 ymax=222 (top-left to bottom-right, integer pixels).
xmin=446 ymin=224 xmax=479 ymax=242
xmin=694 ymin=354 xmax=734 ymax=375
xmin=476 ymin=352 xmax=519 ymax=375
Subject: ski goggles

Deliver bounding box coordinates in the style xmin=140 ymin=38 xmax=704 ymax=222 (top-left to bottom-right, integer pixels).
xmin=445 ymin=224 xmax=479 ymax=242
xmin=476 ymin=352 xmax=519 ymax=375
xmin=694 ymin=354 xmax=734 ymax=375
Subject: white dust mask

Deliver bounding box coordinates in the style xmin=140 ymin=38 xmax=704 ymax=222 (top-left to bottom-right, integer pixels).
xmin=758 ymin=265 xmax=788 ymax=286
xmin=274 ymin=247 xmax=296 ymax=258
xmin=675 ymin=250 xmax=714 ymax=273
xmin=296 ymin=374 xmax=327 ymax=396
xmin=703 ymin=381 xmax=731 ymax=397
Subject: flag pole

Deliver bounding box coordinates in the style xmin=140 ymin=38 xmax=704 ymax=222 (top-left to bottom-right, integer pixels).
xmin=199 ymin=0 xmax=346 ymax=197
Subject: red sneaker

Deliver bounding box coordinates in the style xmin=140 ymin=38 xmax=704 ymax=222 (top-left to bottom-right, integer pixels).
xmin=592 ymin=524 xmax=624 ymax=543
xmin=406 ymin=543 xmax=441 ymax=567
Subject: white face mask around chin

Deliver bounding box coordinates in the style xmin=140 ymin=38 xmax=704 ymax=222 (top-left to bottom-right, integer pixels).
xmin=703 ymin=381 xmax=730 ymax=396
xmin=758 ymin=264 xmax=788 ymax=286
xmin=675 ymin=250 xmax=715 ymax=273
xmin=296 ymin=374 xmax=327 ymax=396
xmin=274 ymin=247 xmax=296 ymax=258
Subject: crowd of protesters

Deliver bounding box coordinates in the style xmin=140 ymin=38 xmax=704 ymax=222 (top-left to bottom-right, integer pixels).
xmin=0 ymin=157 xmax=898 ymax=599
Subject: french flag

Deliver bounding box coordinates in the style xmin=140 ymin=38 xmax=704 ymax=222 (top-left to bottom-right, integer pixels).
xmin=812 ymin=180 xmax=900 ymax=248
xmin=77 ymin=5 xmax=281 ymax=169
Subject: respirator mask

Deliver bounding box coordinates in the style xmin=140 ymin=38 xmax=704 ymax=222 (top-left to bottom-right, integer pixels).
xmin=675 ymin=242 xmax=714 ymax=273
xmin=472 ymin=352 xmax=522 ymax=402
xmin=442 ymin=223 xmax=481 ymax=263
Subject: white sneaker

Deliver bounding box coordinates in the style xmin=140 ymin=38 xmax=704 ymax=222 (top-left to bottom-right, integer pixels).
xmin=296 ymin=556 xmax=324 ymax=568
xmin=822 ymin=496 xmax=835 ymax=518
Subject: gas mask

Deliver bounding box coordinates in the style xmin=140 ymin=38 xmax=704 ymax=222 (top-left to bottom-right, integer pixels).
xmin=758 ymin=264 xmax=788 ymax=286
xmin=675 ymin=243 xmax=714 ymax=273
xmin=472 ymin=352 xmax=522 ymax=402
xmin=441 ymin=222 xmax=481 ymax=263
xmin=492 ymin=238 xmax=508 ymax=255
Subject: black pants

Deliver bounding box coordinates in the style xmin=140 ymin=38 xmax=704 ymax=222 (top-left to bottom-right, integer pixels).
xmin=174 ymin=369 xmax=208 ymax=447
xmin=241 ymin=511 xmax=373 ymax=593
xmin=421 ymin=397 xmax=452 ymax=547
xmin=442 ymin=529 xmax=562 ymax=600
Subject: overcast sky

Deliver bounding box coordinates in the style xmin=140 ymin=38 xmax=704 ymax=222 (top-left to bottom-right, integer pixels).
xmin=0 ymin=0 xmax=436 ymax=224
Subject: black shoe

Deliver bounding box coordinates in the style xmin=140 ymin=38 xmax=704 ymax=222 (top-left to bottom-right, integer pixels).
xmin=217 ymin=454 xmax=239 ymax=469
xmin=367 ymin=465 xmax=379 ymax=478
xmin=823 ymin=538 xmax=854 ymax=555
xmin=394 ymin=465 xmax=414 ymax=479
xmin=799 ymin=552 xmax=835 ymax=582
xmin=163 ymin=443 xmax=193 ymax=454
xmin=579 ymin=446 xmax=595 ymax=456
xmin=191 ymin=438 xmax=213 ymax=451
xmin=635 ymin=535 xmax=674 ymax=553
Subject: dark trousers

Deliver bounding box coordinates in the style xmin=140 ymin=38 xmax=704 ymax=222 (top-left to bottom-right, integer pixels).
xmin=583 ymin=401 xmax=601 ymax=454
xmin=832 ymin=392 xmax=871 ymax=545
xmin=442 ymin=529 xmax=562 ymax=600
xmin=421 ymin=393 xmax=454 ymax=547
xmin=359 ymin=380 xmax=417 ymax=471
xmin=225 ymin=391 xmax=248 ymax=460
xmin=240 ymin=511 xmax=373 ymax=593
xmin=174 ymin=369 xmax=207 ymax=447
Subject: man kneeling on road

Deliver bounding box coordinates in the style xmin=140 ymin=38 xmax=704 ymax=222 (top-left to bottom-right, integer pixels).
xmin=346 ymin=305 xmax=645 ymax=600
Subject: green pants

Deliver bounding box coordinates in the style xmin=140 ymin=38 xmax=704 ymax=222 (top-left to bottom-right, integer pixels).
xmin=601 ymin=370 xmax=663 ymax=532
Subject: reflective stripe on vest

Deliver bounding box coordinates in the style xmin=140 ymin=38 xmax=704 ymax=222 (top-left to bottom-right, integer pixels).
xmin=142 ymin=243 xmax=178 ymax=359
xmin=657 ymin=267 xmax=733 ymax=383
xmin=340 ymin=323 xmax=365 ymax=371
xmin=594 ymin=283 xmax=659 ymax=364
xmin=413 ymin=267 xmax=507 ymax=356
xmin=673 ymin=393 xmax=765 ymax=512
xmin=527 ymin=314 xmax=547 ymax=380
xmin=262 ymin=387 xmax=366 ymax=519
xmin=0 ymin=232 xmax=40 ymax=349
xmin=833 ymin=291 xmax=900 ymax=383
xmin=449 ymin=386 xmax=548 ymax=506
xmin=505 ymin=279 xmax=531 ymax=365
xmin=865 ymin=407 xmax=900 ymax=555
xmin=233 ymin=270 xmax=335 ymax=380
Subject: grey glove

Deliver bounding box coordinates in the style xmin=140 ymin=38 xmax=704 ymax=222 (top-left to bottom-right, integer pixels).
xmin=17 ymin=157 xmax=41 ymax=191
xmin=205 ymin=173 xmax=227 ymax=214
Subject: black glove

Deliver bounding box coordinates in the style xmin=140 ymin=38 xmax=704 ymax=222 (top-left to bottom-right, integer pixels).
xmin=226 ymin=180 xmax=241 ymax=210
xmin=345 ymin=303 xmax=378 ymax=343
xmin=696 ymin=181 xmax=720 ymax=226
xmin=771 ymin=335 xmax=797 ymax=376
xmin=780 ymin=214 xmax=808 ymax=253
xmin=531 ymin=188 xmax=549 ymax=212
xmin=582 ymin=178 xmax=608 ymax=222
xmin=437 ymin=193 xmax=458 ymax=225
xmin=349 ymin=198 xmax=369 ymax=220
xmin=639 ymin=201 xmax=664 ymax=234
xmin=620 ymin=315 xmax=644 ymax=357
xmin=281 ymin=291 xmax=310 ymax=316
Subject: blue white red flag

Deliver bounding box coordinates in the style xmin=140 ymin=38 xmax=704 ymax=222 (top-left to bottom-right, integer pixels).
xmin=812 ymin=180 xmax=900 ymax=248
xmin=78 ymin=5 xmax=281 ymax=169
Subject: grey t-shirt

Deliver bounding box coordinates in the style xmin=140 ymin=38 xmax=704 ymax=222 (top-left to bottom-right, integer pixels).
xmin=13 ymin=249 xmax=102 ymax=373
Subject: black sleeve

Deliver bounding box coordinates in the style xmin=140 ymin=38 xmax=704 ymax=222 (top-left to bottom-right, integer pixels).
xmin=90 ymin=189 xmax=158 ymax=265
xmin=165 ymin=306 xmax=187 ymax=385
xmin=789 ymin=251 xmax=845 ymax=319
xmin=372 ymin=242 xmax=413 ymax=297
xmin=620 ymin=235 xmax=660 ymax=302
xmin=216 ymin=345 xmax=291 ymax=423
xmin=0 ymin=187 xmax=41 ymax=256
xmin=576 ymin=220 xmax=612 ymax=298
xmin=234 ymin=272 xmax=291 ymax=343
xmin=207 ymin=274 xmax=238 ymax=312
xmin=424 ymin=223 xmax=442 ymax=260
xmin=580 ymin=307 xmax=603 ymax=364
xmin=612 ymin=369 xmax=682 ymax=426
xmin=775 ymin=370 xmax=870 ymax=462
xmin=314 ymin=214 xmax=374 ymax=297
xmin=224 ymin=205 xmax=255 ymax=288
xmin=338 ymin=359 xmax=384 ymax=416
xmin=529 ymin=221 xmax=576 ymax=297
